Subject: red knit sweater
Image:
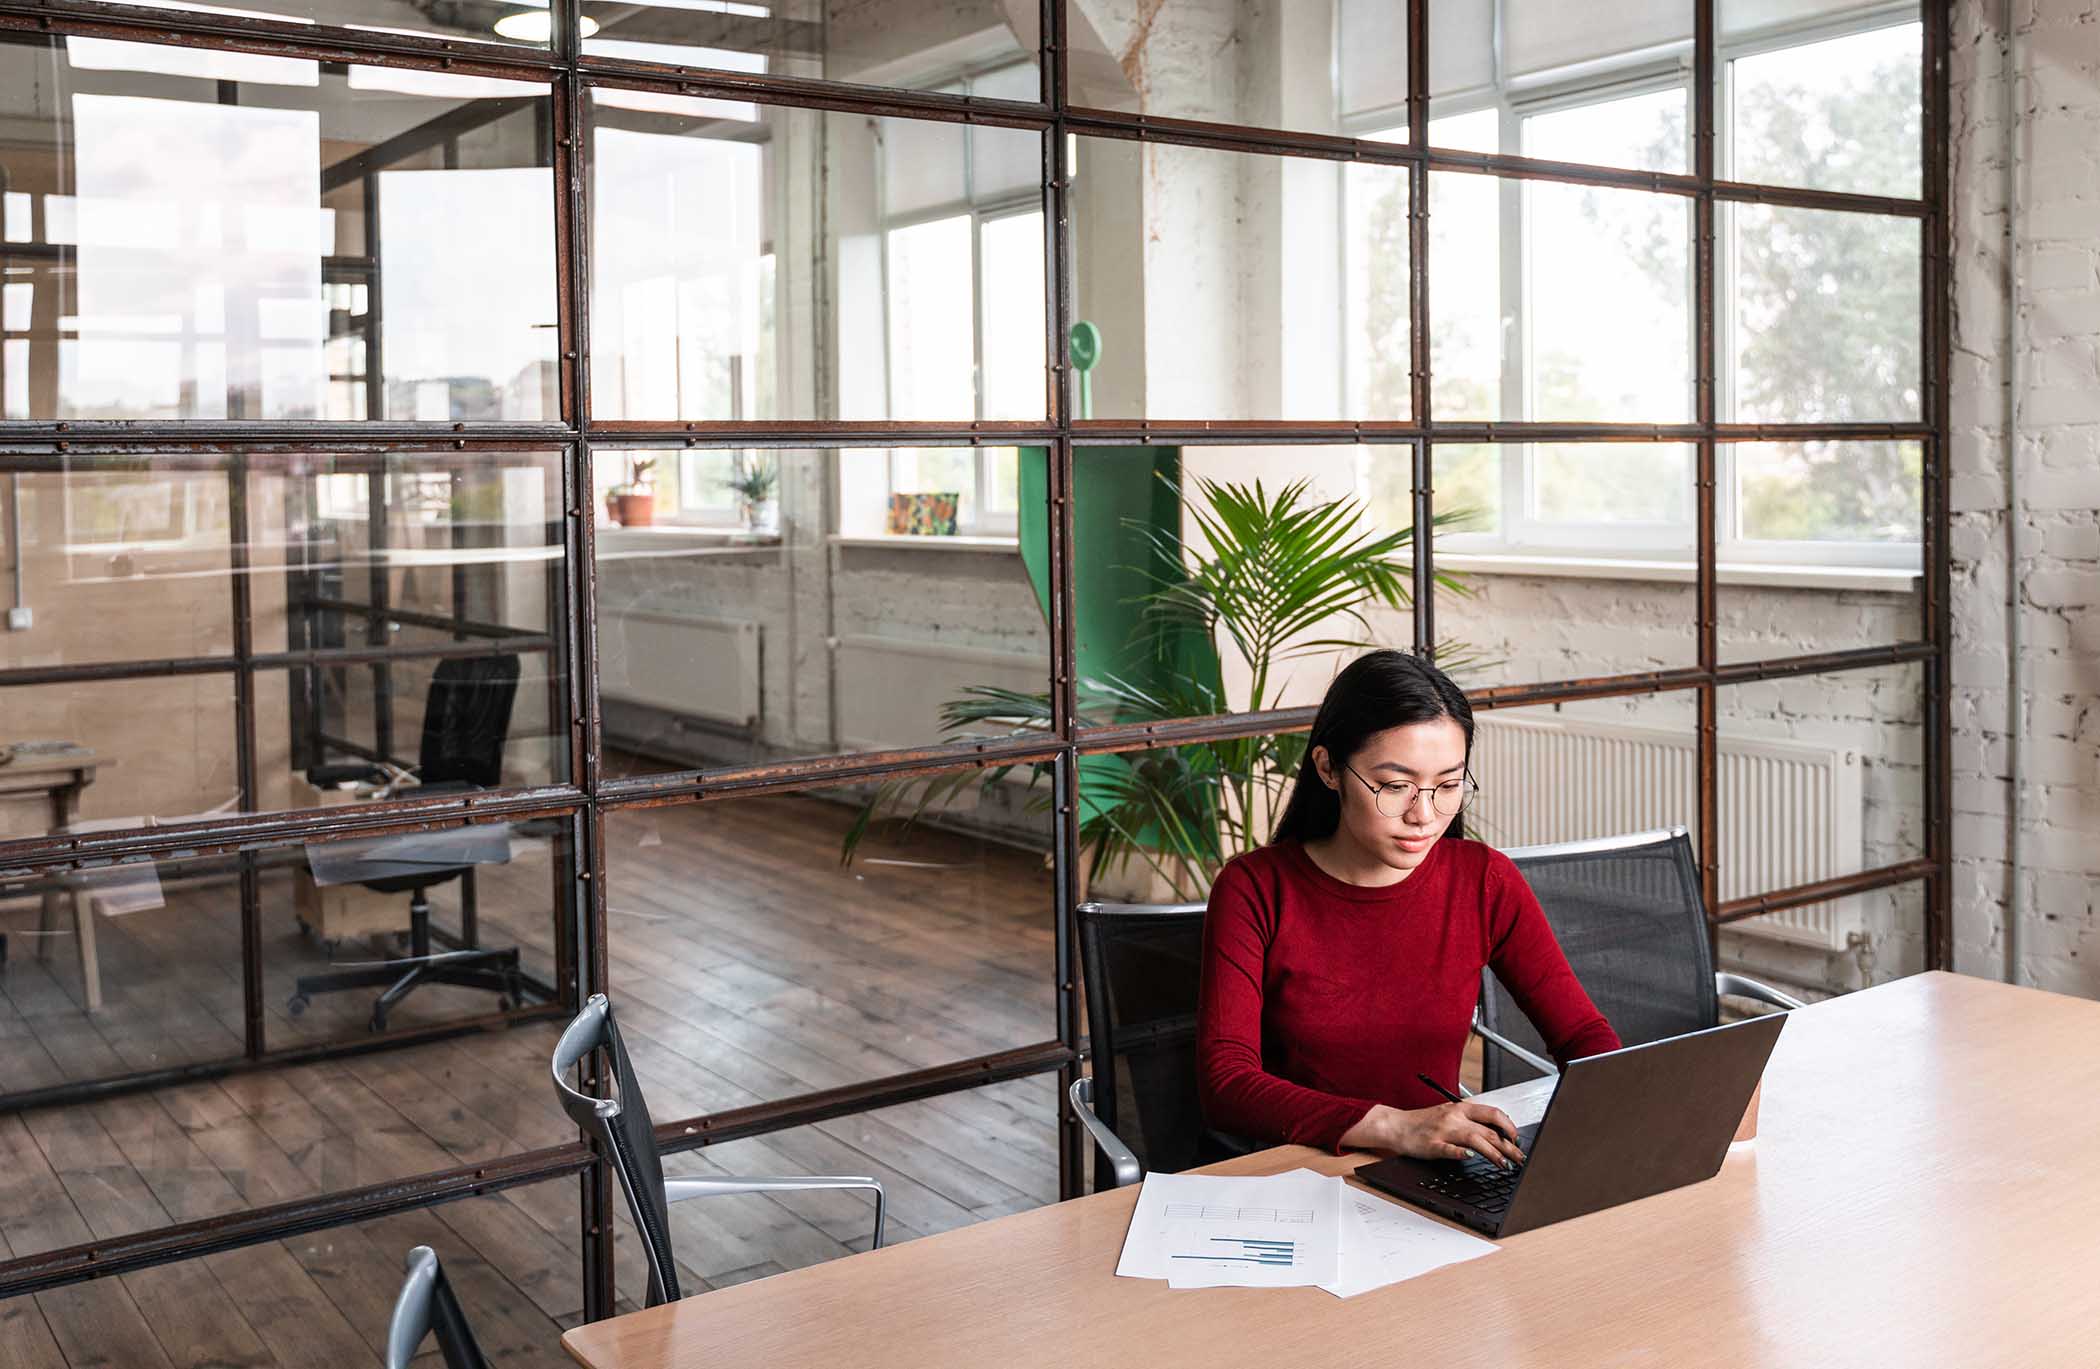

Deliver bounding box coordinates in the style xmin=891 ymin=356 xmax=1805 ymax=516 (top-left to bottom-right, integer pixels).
xmin=1197 ymin=837 xmax=1621 ymax=1153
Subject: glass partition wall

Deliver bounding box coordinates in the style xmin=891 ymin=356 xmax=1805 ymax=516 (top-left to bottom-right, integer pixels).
xmin=0 ymin=0 xmax=1948 ymax=1353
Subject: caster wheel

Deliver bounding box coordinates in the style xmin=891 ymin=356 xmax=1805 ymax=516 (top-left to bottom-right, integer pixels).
xmin=288 ymin=994 xmax=310 ymax=1017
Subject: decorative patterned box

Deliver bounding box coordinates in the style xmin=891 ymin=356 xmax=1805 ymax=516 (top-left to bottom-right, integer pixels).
xmin=886 ymin=491 xmax=960 ymax=535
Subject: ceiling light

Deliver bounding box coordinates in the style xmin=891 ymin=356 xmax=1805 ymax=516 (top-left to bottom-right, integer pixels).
xmin=492 ymin=7 xmax=597 ymax=42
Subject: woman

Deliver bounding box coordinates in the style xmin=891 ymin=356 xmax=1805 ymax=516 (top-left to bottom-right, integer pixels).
xmin=1196 ymin=650 xmax=1620 ymax=1168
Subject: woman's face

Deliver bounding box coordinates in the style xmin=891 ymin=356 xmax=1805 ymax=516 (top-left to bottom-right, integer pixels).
xmin=1313 ymin=717 xmax=1469 ymax=876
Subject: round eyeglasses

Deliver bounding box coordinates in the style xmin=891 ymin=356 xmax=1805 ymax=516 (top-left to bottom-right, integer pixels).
xmin=1343 ymin=766 xmax=1479 ymax=820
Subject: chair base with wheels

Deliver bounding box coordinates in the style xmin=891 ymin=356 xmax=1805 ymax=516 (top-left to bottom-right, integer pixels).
xmin=289 ymin=879 xmax=523 ymax=1033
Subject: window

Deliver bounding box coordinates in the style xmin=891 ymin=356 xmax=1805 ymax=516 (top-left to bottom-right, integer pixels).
xmin=876 ymin=63 xmax=1044 ymax=535
xmin=1344 ymin=10 xmax=1922 ymax=569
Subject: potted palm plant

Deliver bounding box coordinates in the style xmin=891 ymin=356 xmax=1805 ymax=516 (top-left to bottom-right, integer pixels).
xmin=842 ymin=473 xmax=1482 ymax=900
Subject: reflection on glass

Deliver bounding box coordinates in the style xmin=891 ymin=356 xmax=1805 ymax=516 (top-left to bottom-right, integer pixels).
xmin=593 ymin=448 xmax=1049 ymax=778
xmin=1533 ymin=444 xmax=1694 ymax=526
xmin=1732 ymin=204 xmax=1921 ymax=423
xmin=1075 ymin=140 xmax=1407 ymax=422
xmin=0 ymin=678 xmax=239 ymax=838
xmin=584 ymin=1 xmax=1039 ymax=96
xmin=0 ymin=36 xmax=555 ymax=422
xmin=1733 ymin=441 xmax=1922 ymax=546
xmin=587 ymin=90 xmax=1044 ymax=425
xmin=1727 ymin=12 xmax=1921 ymax=199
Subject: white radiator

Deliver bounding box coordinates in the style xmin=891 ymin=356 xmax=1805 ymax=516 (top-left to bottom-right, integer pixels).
xmin=1470 ymin=714 xmax=1864 ymax=950
xmin=831 ymin=634 xmax=1046 ymax=753
xmin=599 ymin=610 xmax=761 ymax=728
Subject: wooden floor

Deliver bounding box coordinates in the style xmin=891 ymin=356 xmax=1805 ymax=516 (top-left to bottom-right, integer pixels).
xmin=0 ymin=793 xmax=1060 ymax=1367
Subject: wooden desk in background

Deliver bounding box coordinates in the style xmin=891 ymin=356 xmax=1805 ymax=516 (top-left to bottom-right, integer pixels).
xmin=563 ymin=972 xmax=2100 ymax=1369
xmin=0 ymin=741 xmax=100 ymax=838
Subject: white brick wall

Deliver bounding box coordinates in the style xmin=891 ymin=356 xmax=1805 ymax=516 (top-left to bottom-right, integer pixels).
xmin=1949 ymin=0 xmax=2100 ymax=996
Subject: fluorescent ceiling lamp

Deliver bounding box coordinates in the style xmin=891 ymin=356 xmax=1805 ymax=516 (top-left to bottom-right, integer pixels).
xmin=491 ymin=3 xmax=598 ymax=42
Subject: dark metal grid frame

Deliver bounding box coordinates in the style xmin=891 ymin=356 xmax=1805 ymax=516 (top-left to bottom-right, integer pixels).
xmin=0 ymin=0 xmax=1952 ymax=1319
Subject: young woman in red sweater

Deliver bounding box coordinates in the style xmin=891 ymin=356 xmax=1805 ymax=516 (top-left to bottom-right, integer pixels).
xmin=1196 ymin=650 xmax=1621 ymax=1168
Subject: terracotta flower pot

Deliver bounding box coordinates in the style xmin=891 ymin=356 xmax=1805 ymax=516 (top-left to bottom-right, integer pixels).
xmin=614 ymin=491 xmax=655 ymax=527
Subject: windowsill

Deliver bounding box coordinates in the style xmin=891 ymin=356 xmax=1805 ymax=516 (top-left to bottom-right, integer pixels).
xmin=830 ymin=533 xmax=1020 ymax=554
xmin=1434 ymin=552 xmax=1921 ymax=593
xmin=594 ymin=524 xmax=782 ymax=555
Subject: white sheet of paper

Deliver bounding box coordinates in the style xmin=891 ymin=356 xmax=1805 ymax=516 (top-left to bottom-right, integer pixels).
xmin=1116 ymin=1168 xmax=1342 ymax=1289
xmin=1470 ymin=1074 xmax=1558 ymax=1130
xmin=1317 ymin=1187 xmax=1501 ymax=1298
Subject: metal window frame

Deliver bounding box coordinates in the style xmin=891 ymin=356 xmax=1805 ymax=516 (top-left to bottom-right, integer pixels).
xmin=0 ymin=0 xmax=1953 ymax=1325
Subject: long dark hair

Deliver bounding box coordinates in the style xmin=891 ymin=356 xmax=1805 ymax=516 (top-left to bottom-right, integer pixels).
xmin=1271 ymin=650 xmax=1475 ymax=845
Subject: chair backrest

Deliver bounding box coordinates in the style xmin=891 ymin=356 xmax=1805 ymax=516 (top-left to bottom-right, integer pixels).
xmin=551 ymin=993 xmax=682 ymax=1305
xmin=386 ymin=1246 xmax=489 ymax=1369
xmin=1480 ymin=827 xmax=1719 ymax=1090
xmin=418 ymin=654 xmax=520 ymax=788
xmin=1076 ymin=901 xmax=1210 ymax=1189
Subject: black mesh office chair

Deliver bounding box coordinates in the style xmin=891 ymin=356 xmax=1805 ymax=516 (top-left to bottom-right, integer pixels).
xmin=1067 ymin=901 xmax=1273 ymax=1191
xmin=1478 ymin=827 xmax=1806 ymax=1090
xmin=551 ymin=994 xmax=887 ymax=1307
xmin=386 ymin=1246 xmax=488 ymax=1369
xmin=290 ymin=654 xmax=527 ymax=1031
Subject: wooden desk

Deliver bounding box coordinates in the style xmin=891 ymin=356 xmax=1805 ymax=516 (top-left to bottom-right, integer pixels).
xmin=563 ymin=972 xmax=2100 ymax=1369
xmin=0 ymin=741 xmax=101 ymax=838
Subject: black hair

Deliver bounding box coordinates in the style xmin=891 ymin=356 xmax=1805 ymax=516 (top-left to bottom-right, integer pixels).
xmin=1270 ymin=649 xmax=1475 ymax=845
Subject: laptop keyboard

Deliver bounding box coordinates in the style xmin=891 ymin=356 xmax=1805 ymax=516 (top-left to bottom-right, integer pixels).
xmin=1413 ymin=1124 xmax=1541 ymax=1215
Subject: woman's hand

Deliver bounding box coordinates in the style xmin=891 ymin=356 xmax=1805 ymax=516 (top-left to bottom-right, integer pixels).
xmin=1341 ymin=1101 xmax=1527 ymax=1169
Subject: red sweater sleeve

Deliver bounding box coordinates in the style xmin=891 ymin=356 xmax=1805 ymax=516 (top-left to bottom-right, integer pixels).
xmin=1483 ymin=852 xmax=1622 ymax=1064
xmin=1196 ymin=861 xmax=1379 ymax=1153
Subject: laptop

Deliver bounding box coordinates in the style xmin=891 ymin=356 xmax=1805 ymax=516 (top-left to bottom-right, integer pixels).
xmin=1355 ymin=1012 xmax=1787 ymax=1238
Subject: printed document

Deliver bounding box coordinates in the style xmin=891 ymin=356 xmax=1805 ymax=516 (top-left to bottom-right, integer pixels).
xmin=1115 ymin=1168 xmax=1342 ymax=1288
xmin=1317 ymin=1187 xmax=1499 ymax=1298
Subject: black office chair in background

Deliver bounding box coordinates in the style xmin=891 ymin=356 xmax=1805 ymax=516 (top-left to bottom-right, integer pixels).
xmin=386 ymin=1246 xmax=489 ymax=1369
xmin=290 ymin=653 xmax=528 ymax=1031
xmin=551 ymin=994 xmax=888 ymax=1307
xmin=1479 ymin=827 xmax=1806 ymax=1090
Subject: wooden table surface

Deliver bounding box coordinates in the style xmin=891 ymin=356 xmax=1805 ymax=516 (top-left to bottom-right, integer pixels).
xmin=563 ymin=971 xmax=2100 ymax=1369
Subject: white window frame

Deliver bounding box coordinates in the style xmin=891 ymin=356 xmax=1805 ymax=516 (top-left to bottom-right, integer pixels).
xmin=875 ymin=60 xmax=1040 ymax=538
xmin=1339 ymin=4 xmax=1924 ymax=575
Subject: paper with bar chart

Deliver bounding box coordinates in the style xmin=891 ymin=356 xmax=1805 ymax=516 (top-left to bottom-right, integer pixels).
xmin=1114 ymin=1168 xmax=1342 ymax=1288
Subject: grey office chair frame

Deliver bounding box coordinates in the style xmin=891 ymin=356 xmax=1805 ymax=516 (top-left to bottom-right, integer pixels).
xmin=552 ymin=994 xmax=886 ymax=1306
xmin=386 ymin=1246 xmax=489 ymax=1369
xmin=1484 ymin=827 xmax=1807 ymax=1083
xmin=1065 ymin=898 xmax=1543 ymax=1185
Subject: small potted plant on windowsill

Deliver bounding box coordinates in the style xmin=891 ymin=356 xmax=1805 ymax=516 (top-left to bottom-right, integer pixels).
xmin=605 ymin=456 xmax=657 ymax=527
xmin=726 ymin=454 xmax=780 ymax=536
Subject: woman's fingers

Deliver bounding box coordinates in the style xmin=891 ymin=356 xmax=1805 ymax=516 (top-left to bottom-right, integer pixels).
xmin=1462 ymin=1103 xmax=1522 ymax=1144
xmin=1451 ymin=1123 xmax=1516 ymax=1169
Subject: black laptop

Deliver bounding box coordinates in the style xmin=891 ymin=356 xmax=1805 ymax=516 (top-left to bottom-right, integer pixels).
xmin=1355 ymin=1012 xmax=1787 ymax=1238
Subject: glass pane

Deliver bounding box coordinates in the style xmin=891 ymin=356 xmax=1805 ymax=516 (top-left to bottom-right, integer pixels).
xmin=1427 ymin=170 xmax=1507 ymax=421
xmin=1431 ymin=0 xmax=1693 ymax=171
xmin=70 ymin=0 xmax=558 ymax=48
xmin=0 ymin=460 xmax=234 ymax=669
xmin=0 ymin=678 xmax=238 ymax=837
xmin=1523 ymin=85 xmax=1687 ymax=174
xmin=1528 ymin=181 xmax=1691 ymax=422
xmin=1731 ymin=205 xmax=1922 ymax=423
xmin=601 ymin=789 xmax=1054 ymax=1113
xmin=1074 ymin=140 xmax=1409 ymax=421
xmin=583 ymin=2 xmax=1039 ymax=99
xmin=263 ymin=814 xmax=571 ymax=1047
xmin=593 ymin=448 xmax=1049 ymax=777
xmin=0 ymin=35 xmax=556 ymax=423
xmin=1717 ymin=663 xmax=1924 ymax=971
xmin=1464 ymin=690 xmax=1700 ymax=852
xmin=586 ymin=92 xmax=1045 ymax=424
xmin=1719 ymin=439 xmax=1925 ymax=664
xmin=0 ymin=1145 xmax=582 ymax=1369
xmin=615 ymin=1075 xmax=1055 ymax=1303
xmin=0 ymin=847 xmax=244 ymax=1093
xmin=1726 ymin=11 xmax=1921 ymax=199
xmin=1431 ymin=443 xmax=1696 ymax=691
xmin=1070 ymin=445 xmax=1418 ymax=733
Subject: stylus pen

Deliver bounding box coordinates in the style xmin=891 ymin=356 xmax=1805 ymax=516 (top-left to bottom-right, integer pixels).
xmin=1416 ymin=1072 xmax=1465 ymax=1105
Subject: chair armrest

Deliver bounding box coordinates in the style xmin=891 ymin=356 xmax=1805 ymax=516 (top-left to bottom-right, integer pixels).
xmin=1068 ymin=1076 xmax=1142 ymax=1188
xmin=663 ymin=1175 xmax=886 ymax=1250
xmin=1470 ymin=1011 xmax=1561 ymax=1079
xmin=1715 ymin=971 xmax=1806 ymax=1012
